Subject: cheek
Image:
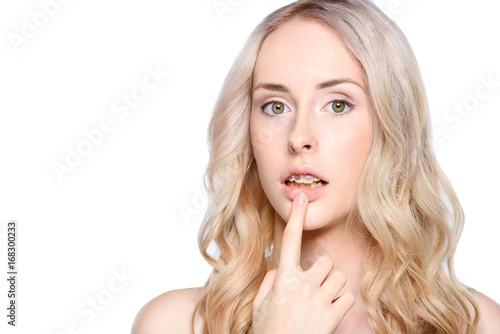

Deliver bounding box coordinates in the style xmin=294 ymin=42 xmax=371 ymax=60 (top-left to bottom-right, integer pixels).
xmin=250 ymin=117 xmax=271 ymax=182
xmin=344 ymin=122 xmax=371 ymax=163
xmin=250 ymin=115 xmax=288 ymax=163
xmin=250 ymin=116 xmax=289 ymax=197
xmin=323 ymin=116 xmax=371 ymax=193
xmin=250 ymin=115 xmax=288 ymax=149
xmin=336 ymin=123 xmax=371 ymax=190
xmin=346 ymin=135 xmax=370 ymax=186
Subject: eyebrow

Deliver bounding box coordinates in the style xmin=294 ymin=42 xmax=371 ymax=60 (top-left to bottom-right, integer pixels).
xmin=253 ymin=78 xmax=364 ymax=93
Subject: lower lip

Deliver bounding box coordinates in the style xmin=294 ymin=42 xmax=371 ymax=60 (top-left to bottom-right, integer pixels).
xmin=281 ymin=182 xmax=329 ymax=202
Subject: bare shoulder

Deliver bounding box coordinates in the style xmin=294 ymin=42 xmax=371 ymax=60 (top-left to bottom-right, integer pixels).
xmin=131 ymin=287 xmax=204 ymax=334
xmin=469 ymin=289 xmax=500 ymax=333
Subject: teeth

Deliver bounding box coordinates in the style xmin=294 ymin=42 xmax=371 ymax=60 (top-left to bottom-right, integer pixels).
xmin=286 ymin=174 xmax=326 ymax=188
xmin=288 ymin=174 xmax=322 ymax=184
xmin=286 ymin=180 xmax=324 ymax=188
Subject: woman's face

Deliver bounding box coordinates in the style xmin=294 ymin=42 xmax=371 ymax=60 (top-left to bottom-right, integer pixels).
xmin=250 ymin=19 xmax=371 ymax=230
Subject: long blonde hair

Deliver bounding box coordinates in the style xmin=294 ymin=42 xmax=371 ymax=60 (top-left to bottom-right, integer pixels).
xmin=192 ymin=1 xmax=479 ymax=333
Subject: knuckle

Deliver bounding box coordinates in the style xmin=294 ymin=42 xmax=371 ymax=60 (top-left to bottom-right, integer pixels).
xmin=317 ymin=254 xmax=333 ymax=265
xmin=282 ymin=269 xmax=300 ymax=285
xmin=332 ymin=270 xmax=347 ymax=283
xmin=274 ymin=268 xmax=301 ymax=293
xmin=300 ymin=281 xmax=313 ymax=297
xmin=344 ymin=291 xmax=356 ymax=304
xmin=270 ymin=287 xmax=286 ymax=305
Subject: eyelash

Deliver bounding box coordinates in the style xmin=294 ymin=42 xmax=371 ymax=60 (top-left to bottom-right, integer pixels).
xmin=259 ymin=99 xmax=355 ymax=117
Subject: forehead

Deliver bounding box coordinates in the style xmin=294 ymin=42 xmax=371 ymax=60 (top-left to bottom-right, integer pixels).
xmin=253 ymin=19 xmax=363 ymax=89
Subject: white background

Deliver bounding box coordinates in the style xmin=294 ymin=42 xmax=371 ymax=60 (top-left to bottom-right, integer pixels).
xmin=1 ymin=0 xmax=499 ymax=333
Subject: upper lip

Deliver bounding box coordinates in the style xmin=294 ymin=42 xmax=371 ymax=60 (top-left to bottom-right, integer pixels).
xmin=281 ymin=165 xmax=329 ymax=183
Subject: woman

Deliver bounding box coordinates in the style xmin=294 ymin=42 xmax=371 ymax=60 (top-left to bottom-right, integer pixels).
xmin=132 ymin=0 xmax=500 ymax=333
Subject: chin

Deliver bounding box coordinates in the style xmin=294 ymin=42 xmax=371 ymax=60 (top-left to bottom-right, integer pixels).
xmin=303 ymin=210 xmax=346 ymax=231
xmin=274 ymin=200 xmax=342 ymax=230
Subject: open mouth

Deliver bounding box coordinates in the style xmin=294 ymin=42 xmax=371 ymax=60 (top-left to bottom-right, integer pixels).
xmin=284 ymin=175 xmax=328 ymax=188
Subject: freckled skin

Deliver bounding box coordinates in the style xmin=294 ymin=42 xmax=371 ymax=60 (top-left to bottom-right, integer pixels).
xmin=250 ymin=18 xmax=371 ymax=232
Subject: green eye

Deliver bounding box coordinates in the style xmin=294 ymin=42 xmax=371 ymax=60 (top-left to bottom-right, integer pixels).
xmin=327 ymin=99 xmax=353 ymax=114
xmin=272 ymin=102 xmax=285 ymax=114
xmin=260 ymin=101 xmax=289 ymax=115
xmin=332 ymin=101 xmax=346 ymax=113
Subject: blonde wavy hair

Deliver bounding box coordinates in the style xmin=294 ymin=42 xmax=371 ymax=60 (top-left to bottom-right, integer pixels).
xmin=191 ymin=0 xmax=479 ymax=333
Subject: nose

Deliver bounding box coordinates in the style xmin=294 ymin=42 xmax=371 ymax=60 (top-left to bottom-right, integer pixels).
xmin=287 ymin=109 xmax=317 ymax=154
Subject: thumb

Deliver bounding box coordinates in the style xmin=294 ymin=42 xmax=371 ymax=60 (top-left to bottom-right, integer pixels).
xmin=253 ymin=269 xmax=277 ymax=311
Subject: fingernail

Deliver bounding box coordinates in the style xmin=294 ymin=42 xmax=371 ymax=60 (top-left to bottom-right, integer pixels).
xmin=295 ymin=192 xmax=307 ymax=205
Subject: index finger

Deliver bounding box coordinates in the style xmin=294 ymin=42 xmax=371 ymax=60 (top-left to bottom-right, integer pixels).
xmin=279 ymin=192 xmax=308 ymax=269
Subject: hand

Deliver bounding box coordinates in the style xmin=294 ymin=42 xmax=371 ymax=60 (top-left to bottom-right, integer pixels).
xmin=252 ymin=192 xmax=355 ymax=334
